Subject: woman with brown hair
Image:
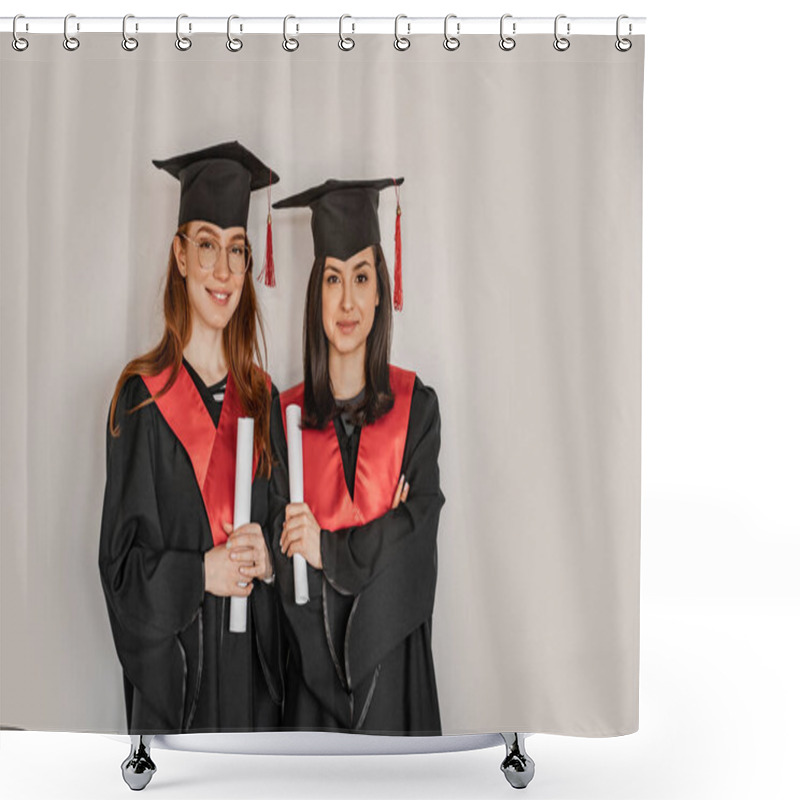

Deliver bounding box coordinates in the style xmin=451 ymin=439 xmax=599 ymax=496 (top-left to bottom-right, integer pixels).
xmin=270 ymin=179 xmax=445 ymax=735
xmin=99 ymin=142 xmax=283 ymax=739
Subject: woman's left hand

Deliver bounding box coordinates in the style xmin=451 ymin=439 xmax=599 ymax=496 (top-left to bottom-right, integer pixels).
xmin=222 ymin=521 xmax=273 ymax=582
xmin=280 ymin=502 xmax=322 ymax=569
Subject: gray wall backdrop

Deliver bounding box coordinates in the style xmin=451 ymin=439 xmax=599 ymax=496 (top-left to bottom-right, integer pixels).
xmin=0 ymin=33 xmax=643 ymax=735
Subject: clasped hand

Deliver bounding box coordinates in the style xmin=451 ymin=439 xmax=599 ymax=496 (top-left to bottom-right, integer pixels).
xmin=204 ymin=522 xmax=273 ymax=597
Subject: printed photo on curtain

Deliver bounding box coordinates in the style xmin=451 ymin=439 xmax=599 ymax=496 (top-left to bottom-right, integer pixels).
xmin=0 ymin=29 xmax=644 ymax=745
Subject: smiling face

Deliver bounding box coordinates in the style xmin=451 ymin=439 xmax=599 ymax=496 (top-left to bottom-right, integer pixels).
xmin=173 ymin=220 xmax=247 ymax=336
xmin=321 ymin=245 xmax=380 ymax=359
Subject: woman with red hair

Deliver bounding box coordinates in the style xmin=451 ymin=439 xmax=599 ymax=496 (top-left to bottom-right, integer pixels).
xmin=99 ymin=142 xmax=283 ymax=742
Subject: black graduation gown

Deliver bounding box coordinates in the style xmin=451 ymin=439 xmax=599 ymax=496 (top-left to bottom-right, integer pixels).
xmin=99 ymin=370 xmax=283 ymax=734
xmin=270 ymin=377 xmax=444 ymax=735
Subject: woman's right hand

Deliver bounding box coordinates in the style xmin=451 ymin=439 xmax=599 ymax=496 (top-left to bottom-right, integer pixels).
xmin=204 ymin=542 xmax=254 ymax=597
xmin=391 ymin=474 xmax=410 ymax=509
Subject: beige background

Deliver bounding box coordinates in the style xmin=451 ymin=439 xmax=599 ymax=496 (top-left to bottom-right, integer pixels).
xmin=0 ymin=33 xmax=643 ymax=735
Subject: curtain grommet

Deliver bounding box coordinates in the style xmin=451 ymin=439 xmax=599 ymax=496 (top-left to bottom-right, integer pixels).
xmin=12 ymin=15 xmax=29 ymax=52
xmin=175 ymin=14 xmax=192 ymax=51
xmin=499 ymin=14 xmax=516 ymax=51
xmin=283 ymin=15 xmax=299 ymax=52
xmin=226 ymin=15 xmax=243 ymax=52
xmin=121 ymin=14 xmax=139 ymax=51
xmin=443 ymin=14 xmax=460 ymax=51
xmin=394 ymin=15 xmax=410 ymax=51
xmin=63 ymin=14 xmax=80 ymax=51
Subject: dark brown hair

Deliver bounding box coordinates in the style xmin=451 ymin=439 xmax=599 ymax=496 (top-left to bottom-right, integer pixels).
xmin=301 ymin=243 xmax=394 ymax=429
xmin=108 ymin=223 xmax=273 ymax=477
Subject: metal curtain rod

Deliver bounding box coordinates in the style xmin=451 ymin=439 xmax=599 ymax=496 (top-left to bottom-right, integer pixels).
xmin=1 ymin=16 xmax=646 ymax=36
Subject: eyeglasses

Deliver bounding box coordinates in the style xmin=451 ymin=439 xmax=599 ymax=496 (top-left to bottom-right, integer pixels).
xmin=180 ymin=233 xmax=252 ymax=275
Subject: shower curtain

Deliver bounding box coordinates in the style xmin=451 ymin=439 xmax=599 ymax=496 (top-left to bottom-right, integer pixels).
xmin=0 ymin=29 xmax=644 ymax=737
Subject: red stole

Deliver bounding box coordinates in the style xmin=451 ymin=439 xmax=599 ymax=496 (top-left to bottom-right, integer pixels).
xmin=142 ymin=365 xmax=269 ymax=546
xmin=280 ymin=365 xmax=415 ymax=530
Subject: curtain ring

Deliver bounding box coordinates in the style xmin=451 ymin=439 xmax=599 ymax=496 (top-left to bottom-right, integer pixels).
xmin=12 ymin=15 xmax=29 ymax=52
xmin=339 ymin=14 xmax=355 ymax=51
xmin=553 ymin=14 xmax=570 ymax=51
xmin=615 ymin=14 xmax=632 ymax=52
xmin=443 ymin=14 xmax=460 ymax=51
xmin=283 ymin=15 xmax=299 ymax=51
xmin=175 ymin=14 xmax=192 ymax=51
xmin=122 ymin=14 xmax=139 ymax=51
xmin=394 ymin=15 xmax=410 ymax=51
xmin=63 ymin=13 xmax=80 ymax=51
xmin=227 ymin=15 xmax=243 ymax=52
xmin=499 ymin=14 xmax=516 ymax=51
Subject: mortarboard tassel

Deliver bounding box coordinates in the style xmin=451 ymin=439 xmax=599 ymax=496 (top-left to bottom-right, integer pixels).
xmin=258 ymin=172 xmax=276 ymax=287
xmin=264 ymin=212 xmax=276 ymax=286
xmin=393 ymin=180 xmax=403 ymax=311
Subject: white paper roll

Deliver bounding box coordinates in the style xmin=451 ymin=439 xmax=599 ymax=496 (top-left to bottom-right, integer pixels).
xmin=229 ymin=417 xmax=254 ymax=633
xmin=286 ymin=404 xmax=310 ymax=605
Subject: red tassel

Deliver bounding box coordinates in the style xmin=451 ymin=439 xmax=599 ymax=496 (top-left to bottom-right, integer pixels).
xmin=393 ymin=191 xmax=403 ymax=311
xmin=264 ymin=213 xmax=276 ymax=286
xmin=258 ymin=171 xmax=276 ymax=287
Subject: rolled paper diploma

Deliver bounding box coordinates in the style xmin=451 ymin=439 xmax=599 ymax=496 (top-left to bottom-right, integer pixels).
xmin=286 ymin=404 xmax=310 ymax=605
xmin=229 ymin=417 xmax=254 ymax=633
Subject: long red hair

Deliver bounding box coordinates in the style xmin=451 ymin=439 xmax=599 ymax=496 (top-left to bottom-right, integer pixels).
xmin=109 ymin=223 xmax=273 ymax=477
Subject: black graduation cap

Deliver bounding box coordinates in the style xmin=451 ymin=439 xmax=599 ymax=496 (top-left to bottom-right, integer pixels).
xmin=153 ymin=140 xmax=278 ymax=230
xmin=273 ymin=177 xmax=405 ymax=309
xmin=153 ymin=141 xmax=280 ymax=285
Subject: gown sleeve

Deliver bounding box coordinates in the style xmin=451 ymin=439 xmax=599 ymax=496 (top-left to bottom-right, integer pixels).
xmin=247 ymin=381 xmax=285 ymax=708
xmin=257 ymin=381 xmax=280 ymax=586
xmin=325 ymin=379 xmax=445 ymax=691
xmin=319 ymin=379 xmax=445 ymax=597
xmin=268 ymin=389 xmax=291 ymax=540
xmin=98 ymin=375 xmax=205 ymax=642
xmin=268 ymin=379 xmax=445 ymax=710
